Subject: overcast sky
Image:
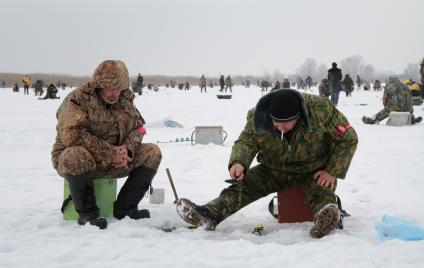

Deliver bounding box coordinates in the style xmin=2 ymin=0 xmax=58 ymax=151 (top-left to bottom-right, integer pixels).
xmin=1 ymin=0 xmax=423 ymax=76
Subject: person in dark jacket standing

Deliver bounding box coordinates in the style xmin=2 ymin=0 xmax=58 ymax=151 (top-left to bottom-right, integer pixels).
xmin=342 ymin=74 xmax=354 ymax=97
xmin=134 ymin=73 xmax=143 ymax=95
xmin=328 ymin=62 xmax=343 ymax=105
xmin=200 ymin=75 xmax=207 ymax=93
xmin=225 ymin=75 xmax=232 ymax=92
xmin=305 ymin=76 xmax=313 ymax=90
xmin=34 ymin=80 xmax=44 ymax=96
xmin=356 ymin=75 xmax=362 ymax=89
xmin=219 ymin=75 xmax=225 ymax=92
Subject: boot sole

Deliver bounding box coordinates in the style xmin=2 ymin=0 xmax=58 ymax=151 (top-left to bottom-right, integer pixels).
xmin=309 ymin=205 xmax=339 ymax=238
xmin=78 ymin=217 xmax=107 ymax=229
xmin=176 ymin=198 xmax=216 ymax=230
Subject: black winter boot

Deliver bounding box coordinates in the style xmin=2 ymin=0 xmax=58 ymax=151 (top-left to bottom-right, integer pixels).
xmin=362 ymin=116 xmax=375 ymax=124
xmin=413 ymin=116 xmax=422 ymax=124
xmin=77 ymin=217 xmax=107 ymax=229
xmin=113 ymin=166 xmax=157 ymax=220
xmin=65 ymin=173 xmax=107 ymax=229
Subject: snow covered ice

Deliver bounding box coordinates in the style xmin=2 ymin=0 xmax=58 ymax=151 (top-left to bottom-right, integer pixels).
xmin=1 ymin=85 xmax=424 ymax=268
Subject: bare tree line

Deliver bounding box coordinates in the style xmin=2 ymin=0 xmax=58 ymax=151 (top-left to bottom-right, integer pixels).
xmin=292 ymin=55 xmax=421 ymax=83
xmin=1 ymin=55 xmax=421 ymax=88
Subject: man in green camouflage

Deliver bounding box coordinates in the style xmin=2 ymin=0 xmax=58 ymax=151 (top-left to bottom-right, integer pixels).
xmin=177 ymin=89 xmax=358 ymax=238
xmin=362 ymin=77 xmax=422 ymax=124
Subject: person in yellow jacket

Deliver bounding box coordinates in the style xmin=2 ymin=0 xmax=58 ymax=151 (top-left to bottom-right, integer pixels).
xmin=408 ymin=81 xmax=423 ymax=105
xmin=22 ymin=75 xmax=32 ymax=95
xmin=404 ymin=79 xmax=421 ymax=96
xmin=410 ymin=83 xmax=420 ymax=92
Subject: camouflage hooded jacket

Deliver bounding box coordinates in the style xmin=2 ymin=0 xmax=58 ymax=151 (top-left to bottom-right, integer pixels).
xmin=383 ymin=77 xmax=413 ymax=112
xmin=51 ymin=60 xmax=145 ymax=172
xmin=229 ymin=89 xmax=358 ymax=179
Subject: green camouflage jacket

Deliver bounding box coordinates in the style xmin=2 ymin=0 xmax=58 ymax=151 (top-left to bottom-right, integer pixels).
xmin=383 ymin=77 xmax=413 ymax=112
xmin=229 ymin=89 xmax=358 ymax=179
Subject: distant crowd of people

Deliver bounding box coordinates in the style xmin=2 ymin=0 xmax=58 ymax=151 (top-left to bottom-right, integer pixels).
xmin=127 ymin=60 xmax=424 ymax=128
xmin=4 ymin=75 xmax=66 ymax=100
xmin=3 ymin=59 xmax=424 ymax=125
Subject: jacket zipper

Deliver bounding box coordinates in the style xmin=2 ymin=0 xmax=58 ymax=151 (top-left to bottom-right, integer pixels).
xmin=275 ymin=131 xmax=292 ymax=153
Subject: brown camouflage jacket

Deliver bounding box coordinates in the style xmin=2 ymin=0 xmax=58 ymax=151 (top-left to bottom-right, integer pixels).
xmin=51 ymin=84 xmax=145 ymax=172
xmin=229 ymin=89 xmax=358 ymax=179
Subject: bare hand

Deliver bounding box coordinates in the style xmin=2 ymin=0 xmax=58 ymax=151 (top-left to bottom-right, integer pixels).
xmin=314 ymin=170 xmax=335 ymax=191
xmin=229 ymin=163 xmax=245 ymax=180
xmin=112 ymin=145 xmax=133 ymax=168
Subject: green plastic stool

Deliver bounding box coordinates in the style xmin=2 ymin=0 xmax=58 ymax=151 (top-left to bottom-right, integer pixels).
xmin=63 ymin=178 xmax=117 ymax=220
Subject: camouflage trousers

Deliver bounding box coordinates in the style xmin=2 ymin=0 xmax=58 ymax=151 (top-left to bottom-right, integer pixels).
xmin=205 ymin=164 xmax=337 ymax=225
xmin=56 ymin=143 xmax=162 ymax=179
xmin=374 ymin=108 xmax=416 ymax=122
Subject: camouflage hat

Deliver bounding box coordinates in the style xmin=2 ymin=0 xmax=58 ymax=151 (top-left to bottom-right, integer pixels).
xmin=90 ymin=60 xmax=129 ymax=91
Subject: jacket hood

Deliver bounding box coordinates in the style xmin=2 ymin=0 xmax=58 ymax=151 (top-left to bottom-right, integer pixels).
xmin=90 ymin=60 xmax=129 ymax=92
xmin=253 ymin=89 xmax=311 ymax=134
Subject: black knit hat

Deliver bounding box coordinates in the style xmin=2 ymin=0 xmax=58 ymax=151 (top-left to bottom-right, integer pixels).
xmin=269 ymin=91 xmax=301 ymax=122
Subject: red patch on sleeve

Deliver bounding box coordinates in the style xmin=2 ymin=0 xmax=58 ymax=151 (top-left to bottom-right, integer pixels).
xmin=336 ymin=124 xmax=351 ymax=136
xmin=137 ymin=127 xmax=147 ymax=135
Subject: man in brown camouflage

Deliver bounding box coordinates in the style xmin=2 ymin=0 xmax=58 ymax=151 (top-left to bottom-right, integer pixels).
xmin=177 ymin=89 xmax=358 ymax=238
xmin=362 ymin=77 xmax=422 ymax=124
xmin=52 ymin=60 xmax=162 ymax=229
